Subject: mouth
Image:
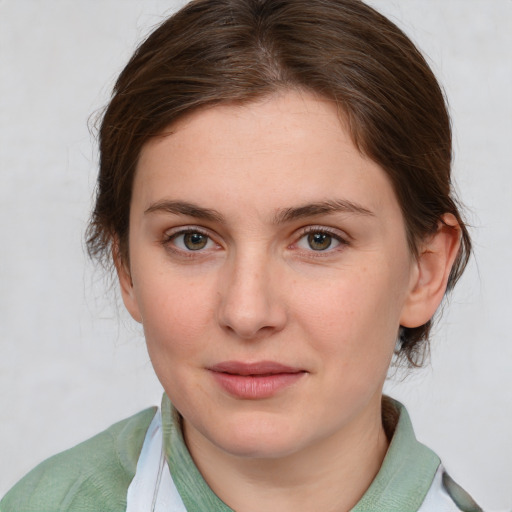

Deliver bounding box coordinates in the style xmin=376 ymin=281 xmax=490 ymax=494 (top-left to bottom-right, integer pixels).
xmin=208 ymin=361 xmax=307 ymax=399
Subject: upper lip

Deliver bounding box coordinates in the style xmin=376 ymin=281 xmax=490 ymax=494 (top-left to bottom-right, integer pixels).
xmin=209 ymin=361 xmax=304 ymax=376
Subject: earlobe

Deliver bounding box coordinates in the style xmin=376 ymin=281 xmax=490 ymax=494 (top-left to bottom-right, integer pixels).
xmin=400 ymin=214 xmax=461 ymax=328
xmin=112 ymin=239 xmax=143 ymax=324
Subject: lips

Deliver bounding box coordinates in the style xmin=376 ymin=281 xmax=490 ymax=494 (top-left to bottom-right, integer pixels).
xmin=208 ymin=361 xmax=306 ymax=399
xmin=210 ymin=361 xmax=303 ymax=376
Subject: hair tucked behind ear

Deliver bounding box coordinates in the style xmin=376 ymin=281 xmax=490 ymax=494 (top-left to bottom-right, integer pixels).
xmin=86 ymin=0 xmax=471 ymax=367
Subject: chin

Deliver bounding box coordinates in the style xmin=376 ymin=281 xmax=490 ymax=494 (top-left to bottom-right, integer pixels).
xmin=206 ymin=412 xmax=309 ymax=460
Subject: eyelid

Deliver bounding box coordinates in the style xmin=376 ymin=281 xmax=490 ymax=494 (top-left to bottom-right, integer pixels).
xmin=164 ymin=225 xmax=213 ymax=239
xmin=292 ymin=225 xmax=350 ymax=252
xmin=162 ymin=225 xmax=222 ymax=254
xmin=161 ymin=224 xmax=349 ymax=254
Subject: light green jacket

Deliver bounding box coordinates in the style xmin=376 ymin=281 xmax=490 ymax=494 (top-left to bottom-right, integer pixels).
xmin=0 ymin=396 xmax=481 ymax=512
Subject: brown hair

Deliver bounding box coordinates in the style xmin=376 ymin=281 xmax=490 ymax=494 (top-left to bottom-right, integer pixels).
xmin=87 ymin=0 xmax=471 ymax=366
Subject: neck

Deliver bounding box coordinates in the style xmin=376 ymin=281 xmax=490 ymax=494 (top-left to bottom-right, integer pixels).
xmin=183 ymin=395 xmax=389 ymax=512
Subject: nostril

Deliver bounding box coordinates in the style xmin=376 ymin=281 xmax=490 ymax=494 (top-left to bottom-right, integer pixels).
xmin=218 ymin=302 xmax=286 ymax=340
xmin=217 ymin=263 xmax=288 ymax=339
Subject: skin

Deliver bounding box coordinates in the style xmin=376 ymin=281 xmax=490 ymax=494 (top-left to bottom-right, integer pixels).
xmin=117 ymin=90 xmax=460 ymax=512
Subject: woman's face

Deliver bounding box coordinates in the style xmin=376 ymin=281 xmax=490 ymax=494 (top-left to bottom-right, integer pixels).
xmin=121 ymin=91 xmax=419 ymax=459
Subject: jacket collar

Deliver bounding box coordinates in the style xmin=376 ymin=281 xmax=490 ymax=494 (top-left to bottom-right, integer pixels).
xmin=161 ymin=394 xmax=440 ymax=511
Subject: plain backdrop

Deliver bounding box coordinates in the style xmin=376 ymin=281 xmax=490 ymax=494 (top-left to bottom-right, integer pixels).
xmin=0 ymin=1 xmax=511 ymax=510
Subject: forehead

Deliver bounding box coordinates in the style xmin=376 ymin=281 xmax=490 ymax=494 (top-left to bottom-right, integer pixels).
xmin=133 ymin=91 xmax=400 ymax=224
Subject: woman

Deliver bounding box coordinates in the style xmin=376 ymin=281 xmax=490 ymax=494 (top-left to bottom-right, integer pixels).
xmin=1 ymin=0 xmax=483 ymax=510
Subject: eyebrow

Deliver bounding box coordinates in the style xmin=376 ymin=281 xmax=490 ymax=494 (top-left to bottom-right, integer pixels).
xmin=144 ymin=199 xmax=374 ymax=224
xmin=272 ymin=199 xmax=374 ymax=224
xmin=144 ymin=200 xmax=224 ymax=222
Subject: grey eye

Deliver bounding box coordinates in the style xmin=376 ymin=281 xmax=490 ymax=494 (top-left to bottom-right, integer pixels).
xmin=307 ymin=232 xmax=333 ymax=251
xmin=169 ymin=231 xmax=215 ymax=251
xmin=296 ymin=229 xmax=345 ymax=253
xmin=182 ymin=232 xmax=209 ymax=250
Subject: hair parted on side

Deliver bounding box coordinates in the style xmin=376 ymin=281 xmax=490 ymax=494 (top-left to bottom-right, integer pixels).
xmin=86 ymin=0 xmax=471 ymax=367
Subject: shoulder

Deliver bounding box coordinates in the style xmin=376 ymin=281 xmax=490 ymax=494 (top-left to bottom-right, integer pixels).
xmin=0 ymin=406 xmax=157 ymax=512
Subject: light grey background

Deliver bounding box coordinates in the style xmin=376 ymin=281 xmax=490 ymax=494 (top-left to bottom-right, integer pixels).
xmin=0 ymin=1 xmax=510 ymax=510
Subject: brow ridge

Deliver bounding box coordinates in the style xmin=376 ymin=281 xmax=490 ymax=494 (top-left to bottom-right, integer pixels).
xmin=144 ymin=200 xmax=224 ymax=222
xmin=144 ymin=198 xmax=373 ymax=224
xmin=273 ymin=199 xmax=374 ymax=224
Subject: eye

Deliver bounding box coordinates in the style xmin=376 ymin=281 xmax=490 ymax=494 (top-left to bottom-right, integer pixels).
xmin=166 ymin=229 xmax=216 ymax=252
xmin=295 ymin=228 xmax=347 ymax=252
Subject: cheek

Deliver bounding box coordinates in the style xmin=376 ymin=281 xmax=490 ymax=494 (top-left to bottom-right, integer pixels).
xmin=135 ymin=274 xmax=220 ymax=409
xmin=293 ymin=263 xmax=406 ymax=360
xmin=133 ymin=271 xmax=216 ymax=359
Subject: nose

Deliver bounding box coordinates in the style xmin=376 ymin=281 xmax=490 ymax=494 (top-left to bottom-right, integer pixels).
xmin=217 ymin=250 xmax=287 ymax=340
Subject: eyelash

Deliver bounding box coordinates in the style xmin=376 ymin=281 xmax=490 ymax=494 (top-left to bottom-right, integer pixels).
xmin=294 ymin=226 xmax=349 ymax=255
xmin=162 ymin=225 xmax=349 ymax=257
xmin=162 ymin=227 xmax=219 ymax=257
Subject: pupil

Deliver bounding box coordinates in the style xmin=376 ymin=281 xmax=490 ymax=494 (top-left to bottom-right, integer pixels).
xmin=308 ymin=232 xmax=331 ymax=251
xmin=184 ymin=233 xmax=207 ymax=250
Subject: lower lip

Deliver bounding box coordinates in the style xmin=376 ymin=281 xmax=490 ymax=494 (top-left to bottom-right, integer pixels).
xmin=210 ymin=371 xmax=305 ymax=399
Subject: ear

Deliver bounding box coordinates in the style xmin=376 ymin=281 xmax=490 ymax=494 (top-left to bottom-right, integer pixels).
xmin=112 ymin=239 xmax=143 ymax=323
xmin=400 ymin=214 xmax=461 ymax=328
